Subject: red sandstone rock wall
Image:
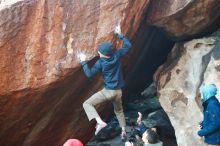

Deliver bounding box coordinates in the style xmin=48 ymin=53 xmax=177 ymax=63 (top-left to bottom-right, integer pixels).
xmin=0 ymin=0 xmax=148 ymax=95
xmin=1 ymin=0 xmax=220 ymax=146
xmin=0 ymin=0 xmax=150 ymax=146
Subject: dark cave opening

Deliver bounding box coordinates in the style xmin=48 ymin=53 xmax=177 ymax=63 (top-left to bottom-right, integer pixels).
xmin=118 ymin=19 xmax=177 ymax=145
xmin=123 ymin=25 xmax=174 ymax=99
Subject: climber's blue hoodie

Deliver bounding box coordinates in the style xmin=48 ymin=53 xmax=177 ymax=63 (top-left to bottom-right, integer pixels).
xmin=80 ymin=34 xmax=132 ymax=90
xmin=198 ymin=84 xmax=220 ymax=145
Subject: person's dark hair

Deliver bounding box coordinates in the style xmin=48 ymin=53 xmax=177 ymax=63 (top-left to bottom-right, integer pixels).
xmin=145 ymin=129 xmax=159 ymax=144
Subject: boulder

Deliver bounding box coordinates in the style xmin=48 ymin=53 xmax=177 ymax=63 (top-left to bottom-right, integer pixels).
xmin=154 ymin=30 xmax=220 ymax=146
xmin=141 ymin=82 xmax=157 ymax=98
xmin=148 ymin=0 xmax=220 ymax=40
xmin=125 ymin=97 xmax=162 ymax=115
xmin=143 ymin=109 xmax=174 ymax=136
xmin=0 ymin=0 xmax=151 ymax=146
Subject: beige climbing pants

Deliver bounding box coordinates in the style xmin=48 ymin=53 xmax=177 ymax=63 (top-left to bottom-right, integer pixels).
xmin=83 ymin=88 xmax=126 ymax=128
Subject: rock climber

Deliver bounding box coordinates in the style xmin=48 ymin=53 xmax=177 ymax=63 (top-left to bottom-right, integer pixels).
xmin=78 ymin=24 xmax=132 ymax=141
xmin=198 ymin=84 xmax=220 ymax=145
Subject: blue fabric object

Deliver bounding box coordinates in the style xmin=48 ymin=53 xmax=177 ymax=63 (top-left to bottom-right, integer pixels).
xmin=137 ymin=122 xmax=147 ymax=136
xmin=80 ymin=34 xmax=132 ymax=89
xmin=200 ymin=84 xmax=217 ymax=102
xmin=98 ymin=41 xmax=113 ymax=55
xmin=197 ymin=96 xmax=220 ymax=145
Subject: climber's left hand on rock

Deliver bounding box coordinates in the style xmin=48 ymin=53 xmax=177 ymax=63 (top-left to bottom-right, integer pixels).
xmin=77 ymin=52 xmax=86 ymax=62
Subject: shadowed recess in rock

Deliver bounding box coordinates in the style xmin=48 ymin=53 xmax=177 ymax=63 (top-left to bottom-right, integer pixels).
xmin=124 ymin=25 xmax=174 ymax=98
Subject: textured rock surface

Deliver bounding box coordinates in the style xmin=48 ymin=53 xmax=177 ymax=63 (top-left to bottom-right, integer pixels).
xmin=144 ymin=109 xmax=174 ymax=136
xmin=0 ymin=0 xmax=149 ymax=95
xmin=148 ymin=0 xmax=220 ymax=40
xmin=154 ymin=31 xmax=220 ymax=146
xmin=1 ymin=0 xmax=220 ymax=146
xmin=0 ymin=0 xmax=150 ymax=146
xmin=141 ymin=82 xmax=157 ymax=97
